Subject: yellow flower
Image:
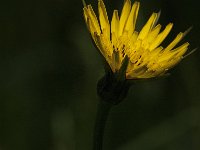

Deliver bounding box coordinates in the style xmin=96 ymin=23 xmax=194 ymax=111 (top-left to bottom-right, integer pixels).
xmin=83 ymin=0 xmax=190 ymax=79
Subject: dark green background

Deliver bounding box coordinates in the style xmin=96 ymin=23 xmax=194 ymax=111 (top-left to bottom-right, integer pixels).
xmin=0 ymin=0 xmax=200 ymax=149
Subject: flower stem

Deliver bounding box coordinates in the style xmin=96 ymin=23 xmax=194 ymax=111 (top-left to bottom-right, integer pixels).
xmin=93 ymin=100 xmax=112 ymax=150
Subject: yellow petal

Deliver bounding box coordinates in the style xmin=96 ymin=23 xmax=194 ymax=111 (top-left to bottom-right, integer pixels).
xmin=138 ymin=13 xmax=158 ymax=40
xmin=171 ymin=42 xmax=189 ymax=57
xmin=111 ymin=10 xmax=120 ymax=45
xmin=124 ymin=2 xmax=140 ymax=37
xmin=87 ymin=5 xmax=101 ymax=34
xmin=125 ymin=31 xmax=138 ymax=56
xmin=130 ymin=31 xmax=138 ymax=42
xmin=102 ymin=33 xmax=113 ymax=56
xmin=164 ymin=32 xmax=183 ymax=52
xmin=129 ymin=31 xmax=138 ymax=46
xmin=86 ymin=16 xmax=97 ymax=39
xmin=98 ymin=0 xmax=110 ymax=39
xmin=83 ymin=7 xmax=88 ymax=22
xmin=158 ymin=42 xmax=189 ymax=63
xmin=93 ymin=31 xmax=103 ymax=51
xmin=146 ymin=24 xmax=161 ymax=44
xmin=149 ymin=23 xmax=173 ymax=50
xmin=164 ymin=43 xmax=188 ymax=69
xmin=94 ymin=33 xmax=112 ymax=60
xmin=149 ymin=46 xmax=163 ymax=59
xmin=119 ymin=0 xmax=131 ymax=36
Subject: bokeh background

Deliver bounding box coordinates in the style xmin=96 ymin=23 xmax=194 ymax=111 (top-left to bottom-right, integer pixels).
xmin=0 ymin=0 xmax=200 ymax=150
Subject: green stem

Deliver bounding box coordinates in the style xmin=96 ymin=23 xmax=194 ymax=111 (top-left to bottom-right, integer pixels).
xmin=93 ymin=101 xmax=112 ymax=150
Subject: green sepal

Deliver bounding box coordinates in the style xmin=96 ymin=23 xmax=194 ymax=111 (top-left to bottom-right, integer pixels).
xmin=97 ymin=71 xmax=131 ymax=105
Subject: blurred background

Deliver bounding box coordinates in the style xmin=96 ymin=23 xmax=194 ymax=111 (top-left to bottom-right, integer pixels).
xmin=0 ymin=0 xmax=200 ymax=150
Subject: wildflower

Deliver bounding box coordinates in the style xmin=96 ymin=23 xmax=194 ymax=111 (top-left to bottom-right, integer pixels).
xmin=83 ymin=1 xmax=193 ymax=149
xmin=83 ymin=0 xmax=190 ymax=79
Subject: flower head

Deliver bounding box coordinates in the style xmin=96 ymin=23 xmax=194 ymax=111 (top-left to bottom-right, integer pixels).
xmin=83 ymin=0 xmax=190 ymax=79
